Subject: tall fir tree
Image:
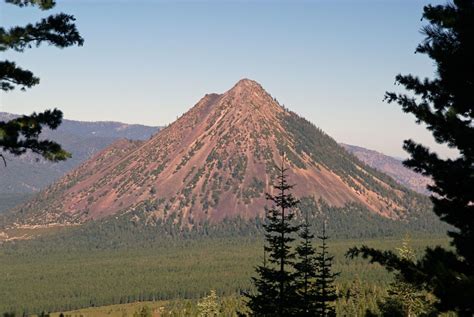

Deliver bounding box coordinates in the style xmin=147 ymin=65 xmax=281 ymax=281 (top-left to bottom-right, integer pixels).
xmin=348 ymin=0 xmax=474 ymax=314
xmin=314 ymin=223 xmax=339 ymax=317
xmin=293 ymin=209 xmax=318 ymax=316
xmin=246 ymin=158 xmax=301 ymax=316
xmin=0 ymin=0 xmax=83 ymax=163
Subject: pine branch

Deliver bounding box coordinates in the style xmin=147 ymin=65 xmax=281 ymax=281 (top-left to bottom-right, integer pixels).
xmin=0 ymin=60 xmax=40 ymax=91
xmin=0 ymin=13 xmax=84 ymax=53
xmin=0 ymin=109 xmax=71 ymax=162
xmin=5 ymin=0 xmax=56 ymax=10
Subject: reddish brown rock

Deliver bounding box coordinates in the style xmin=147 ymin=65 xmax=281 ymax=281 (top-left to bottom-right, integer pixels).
xmin=10 ymin=79 xmax=419 ymax=226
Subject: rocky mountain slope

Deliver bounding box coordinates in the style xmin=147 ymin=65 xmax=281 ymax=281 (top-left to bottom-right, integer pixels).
xmin=5 ymin=79 xmax=428 ymax=227
xmin=341 ymin=144 xmax=431 ymax=195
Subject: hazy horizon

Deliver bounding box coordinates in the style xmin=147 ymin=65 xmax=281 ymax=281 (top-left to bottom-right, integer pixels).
xmin=0 ymin=0 xmax=454 ymax=158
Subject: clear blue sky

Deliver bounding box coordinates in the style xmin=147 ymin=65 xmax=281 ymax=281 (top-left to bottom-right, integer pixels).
xmin=1 ymin=0 xmax=452 ymax=158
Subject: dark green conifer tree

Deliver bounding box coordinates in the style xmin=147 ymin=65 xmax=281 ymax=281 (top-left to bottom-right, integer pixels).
xmin=293 ymin=210 xmax=318 ymax=316
xmin=314 ymin=223 xmax=339 ymax=317
xmin=0 ymin=0 xmax=83 ymax=163
xmin=246 ymin=158 xmax=300 ymax=316
xmin=348 ymin=0 xmax=474 ymax=314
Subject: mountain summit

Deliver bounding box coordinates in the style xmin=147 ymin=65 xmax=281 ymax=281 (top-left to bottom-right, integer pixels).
xmin=7 ymin=79 xmax=422 ymax=226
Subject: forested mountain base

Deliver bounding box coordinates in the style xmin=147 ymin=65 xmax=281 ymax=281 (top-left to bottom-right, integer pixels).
xmin=0 ymin=236 xmax=448 ymax=315
xmin=0 ymin=197 xmax=447 ymax=314
xmin=1 ymin=195 xmax=446 ymax=246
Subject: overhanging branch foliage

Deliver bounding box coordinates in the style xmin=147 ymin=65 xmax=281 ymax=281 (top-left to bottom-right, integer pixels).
xmin=349 ymin=0 xmax=474 ymax=314
xmin=0 ymin=0 xmax=83 ymax=162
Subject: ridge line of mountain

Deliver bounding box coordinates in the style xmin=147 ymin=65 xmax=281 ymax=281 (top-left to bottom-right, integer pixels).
xmin=1 ymin=79 xmax=432 ymax=229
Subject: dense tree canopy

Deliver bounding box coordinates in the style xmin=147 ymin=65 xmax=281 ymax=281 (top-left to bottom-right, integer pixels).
xmin=348 ymin=0 xmax=474 ymax=314
xmin=0 ymin=0 xmax=83 ymax=162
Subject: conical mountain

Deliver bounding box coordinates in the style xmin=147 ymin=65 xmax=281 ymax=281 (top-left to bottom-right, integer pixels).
xmin=7 ymin=79 xmax=421 ymax=227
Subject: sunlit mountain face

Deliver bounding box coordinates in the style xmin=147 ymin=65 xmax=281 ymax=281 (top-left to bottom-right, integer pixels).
xmin=5 ymin=79 xmax=427 ymax=227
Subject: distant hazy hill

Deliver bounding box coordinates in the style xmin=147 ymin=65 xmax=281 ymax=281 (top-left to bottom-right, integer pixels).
xmin=0 ymin=112 xmax=159 ymax=212
xmin=341 ymin=144 xmax=431 ymax=195
xmin=5 ymin=79 xmax=432 ymax=228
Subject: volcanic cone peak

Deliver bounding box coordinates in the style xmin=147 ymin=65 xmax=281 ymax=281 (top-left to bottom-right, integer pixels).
xmin=8 ymin=79 xmax=423 ymax=227
xmin=229 ymin=78 xmax=266 ymax=94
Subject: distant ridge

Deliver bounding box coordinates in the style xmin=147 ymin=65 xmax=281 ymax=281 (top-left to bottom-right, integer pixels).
xmin=4 ymin=79 xmax=430 ymax=227
xmin=0 ymin=112 xmax=159 ymax=212
xmin=341 ymin=143 xmax=431 ymax=195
